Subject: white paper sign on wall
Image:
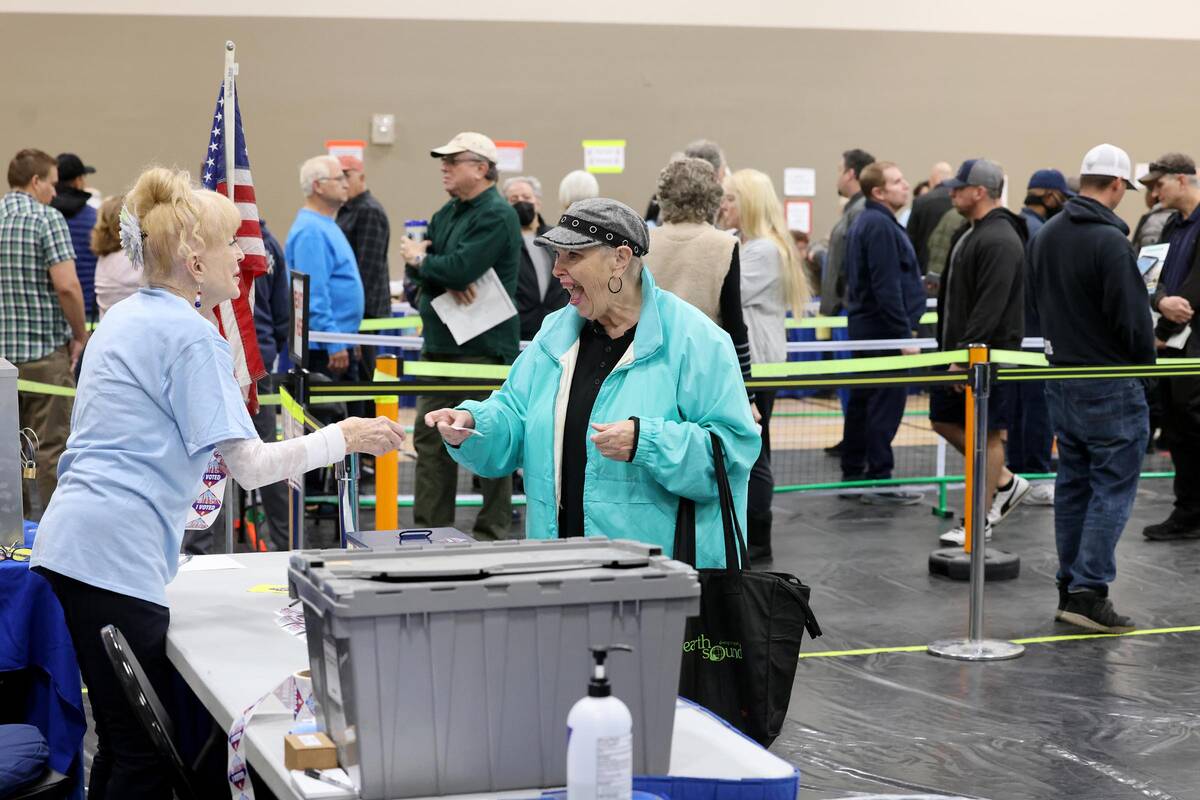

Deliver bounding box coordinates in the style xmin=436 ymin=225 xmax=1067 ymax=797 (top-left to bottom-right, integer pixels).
xmin=786 ymin=200 xmax=812 ymax=233
xmin=784 ymin=167 xmax=816 ymax=197
xmin=583 ymin=140 xmax=626 ymax=174
xmin=495 ymin=140 xmax=526 ymax=173
xmin=325 ymin=139 xmax=365 ymax=161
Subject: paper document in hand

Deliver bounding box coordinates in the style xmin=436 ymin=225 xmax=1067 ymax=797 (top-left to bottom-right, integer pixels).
xmin=429 ymin=268 xmax=517 ymax=345
xmin=1138 ymin=243 xmax=1169 ymax=293
xmin=450 ymin=425 xmax=484 ymax=437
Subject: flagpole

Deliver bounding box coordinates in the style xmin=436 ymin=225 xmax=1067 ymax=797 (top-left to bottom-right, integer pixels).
xmin=223 ymin=41 xmax=236 ymax=203
xmin=223 ymin=40 xmax=237 ymax=554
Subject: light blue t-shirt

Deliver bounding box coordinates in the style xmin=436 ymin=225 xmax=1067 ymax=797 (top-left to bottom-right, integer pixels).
xmin=284 ymin=208 xmax=364 ymax=355
xmin=31 ymin=288 xmax=257 ymax=606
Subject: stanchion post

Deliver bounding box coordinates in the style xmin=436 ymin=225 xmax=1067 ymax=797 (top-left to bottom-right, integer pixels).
xmin=374 ymin=355 xmax=399 ymax=530
xmin=929 ymin=344 xmax=1024 ymax=661
xmin=335 ymin=452 xmax=360 ymax=548
xmin=288 ymin=370 xmax=307 ymax=551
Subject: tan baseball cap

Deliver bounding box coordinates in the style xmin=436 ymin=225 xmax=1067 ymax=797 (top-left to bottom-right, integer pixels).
xmin=430 ymin=132 xmax=498 ymax=164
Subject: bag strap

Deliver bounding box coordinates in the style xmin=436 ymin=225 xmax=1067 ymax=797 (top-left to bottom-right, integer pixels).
xmin=709 ymin=432 xmax=748 ymax=572
xmin=673 ymin=496 xmax=697 ymax=568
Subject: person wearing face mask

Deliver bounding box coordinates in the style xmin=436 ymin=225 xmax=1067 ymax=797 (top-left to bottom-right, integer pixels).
xmin=1006 ymin=169 xmax=1075 ymax=508
xmin=29 ymin=167 xmax=406 ymax=799
xmin=424 ymin=198 xmax=759 ymax=566
xmin=503 ymin=175 xmax=569 ymax=339
xmin=1020 ymin=169 xmax=1072 ymax=239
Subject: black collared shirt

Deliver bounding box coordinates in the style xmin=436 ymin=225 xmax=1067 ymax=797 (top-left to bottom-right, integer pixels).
xmin=558 ymin=320 xmax=637 ymax=538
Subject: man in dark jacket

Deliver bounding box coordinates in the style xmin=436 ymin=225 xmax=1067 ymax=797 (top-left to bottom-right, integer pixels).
xmin=931 ymin=159 xmax=1030 ymax=547
xmin=49 ymin=153 xmax=98 ymax=319
xmin=841 ymin=161 xmax=925 ymax=502
xmin=336 ymin=155 xmax=390 ymax=375
xmin=819 ymin=148 xmax=874 ymax=317
xmin=401 ymin=132 xmax=522 ymax=540
xmin=250 ymin=220 xmax=293 ymax=551
xmin=1141 ymin=152 xmax=1200 ymax=540
xmin=1007 ymin=169 xmax=1073 ymax=509
xmin=503 ymin=175 xmax=568 ymax=339
xmin=907 ymin=161 xmax=954 ymax=273
xmin=1031 ymin=143 xmax=1154 ymax=633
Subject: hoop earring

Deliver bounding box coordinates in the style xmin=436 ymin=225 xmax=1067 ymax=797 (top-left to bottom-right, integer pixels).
xmin=607 ymin=276 xmax=623 ymax=294
xmin=194 ymin=285 xmax=203 ymax=308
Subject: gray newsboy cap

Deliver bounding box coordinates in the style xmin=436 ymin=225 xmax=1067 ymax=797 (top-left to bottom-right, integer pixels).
xmin=535 ymin=197 xmax=649 ymax=257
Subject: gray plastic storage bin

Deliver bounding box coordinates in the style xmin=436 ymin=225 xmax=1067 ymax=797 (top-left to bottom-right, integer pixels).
xmin=288 ymin=538 xmax=700 ymax=799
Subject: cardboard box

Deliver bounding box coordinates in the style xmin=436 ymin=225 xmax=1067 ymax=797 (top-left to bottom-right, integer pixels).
xmin=283 ymin=732 xmax=338 ymax=771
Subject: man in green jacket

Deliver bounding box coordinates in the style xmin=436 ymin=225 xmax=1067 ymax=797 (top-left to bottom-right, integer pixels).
xmin=401 ymin=132 xmax=522 ymax=539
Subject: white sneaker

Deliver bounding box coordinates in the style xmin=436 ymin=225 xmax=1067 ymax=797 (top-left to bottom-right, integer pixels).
xmin=1025 ymin=483 xmax=1055 ymax=505
xmin=987 ymin=474 xmax=1032 ymax=526
xmin=939 ymin=521 xmax=992 ymax=547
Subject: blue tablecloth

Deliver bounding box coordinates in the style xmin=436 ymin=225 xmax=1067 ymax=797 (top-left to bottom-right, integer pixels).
xmin=1 ymin=526 xmax=85 ymax=797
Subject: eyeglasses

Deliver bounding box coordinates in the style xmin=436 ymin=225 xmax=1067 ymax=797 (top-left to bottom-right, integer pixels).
xmin=0 ymin=542 xmax=31 ymax=563
xmin=318 ymin=175 xmax=349 ymax=184
xmin=441 ymin=155 xmax=486 ymax=167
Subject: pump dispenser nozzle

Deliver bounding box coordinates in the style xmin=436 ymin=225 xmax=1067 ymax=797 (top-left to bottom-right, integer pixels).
xmin=587 ymin=644 xmax=632 ymax=697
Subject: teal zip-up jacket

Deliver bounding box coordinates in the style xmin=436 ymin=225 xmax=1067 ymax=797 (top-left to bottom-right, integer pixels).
xmin=447 ymin=267 xmax=760 ymax=568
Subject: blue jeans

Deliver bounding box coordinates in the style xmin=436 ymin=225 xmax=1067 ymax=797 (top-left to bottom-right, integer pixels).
xmin=1045 ymin=379 xmax=1148 ymax=592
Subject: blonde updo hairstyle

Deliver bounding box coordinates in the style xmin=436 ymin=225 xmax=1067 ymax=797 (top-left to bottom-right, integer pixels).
xmin=125 ymin=167 xmax=241 ymax=284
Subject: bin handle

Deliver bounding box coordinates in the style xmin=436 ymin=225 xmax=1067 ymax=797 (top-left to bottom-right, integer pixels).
xmin=353 ymin=558 xmax=650 ymax=583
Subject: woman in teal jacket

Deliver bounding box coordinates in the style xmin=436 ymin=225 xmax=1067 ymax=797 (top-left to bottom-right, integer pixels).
xmin=426 ymin=198 xmax=760 ymax=568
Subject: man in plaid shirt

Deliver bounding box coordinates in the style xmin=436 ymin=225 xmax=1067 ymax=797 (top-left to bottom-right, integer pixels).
xmin=336 ymin=155 xmax=391 ymax=374
xmin=1 ymin=149 xmax=89 ymax=512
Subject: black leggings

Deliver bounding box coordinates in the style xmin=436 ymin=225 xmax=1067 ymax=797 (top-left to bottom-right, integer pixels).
xmin=747 ymin=391 xmax=776 ymax=547
xmin=35 ymin=568 xmax=174 ymax=800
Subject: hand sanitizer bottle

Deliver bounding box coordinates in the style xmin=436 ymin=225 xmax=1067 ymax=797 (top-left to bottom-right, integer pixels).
xmin=566 ymin=645 xmax=633 ymax=800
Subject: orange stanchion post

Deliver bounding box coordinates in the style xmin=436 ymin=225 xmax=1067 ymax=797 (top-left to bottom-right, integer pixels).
xmin=375 ymin=355 xmax=400 ymax=531
xmin=962 ymin=345 xmax=986 ymax=557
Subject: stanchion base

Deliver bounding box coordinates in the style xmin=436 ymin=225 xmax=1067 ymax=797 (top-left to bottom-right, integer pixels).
xmin=928 ymin=547 xmax=1020 ymax=581
xmin=930 ymin=506 xmax=955 ymax=520
xmin=927 ymin=638 xmax=1025 ymax=661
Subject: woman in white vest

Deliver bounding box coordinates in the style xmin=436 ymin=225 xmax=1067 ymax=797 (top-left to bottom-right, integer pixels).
xmin=719 ymin=169 xmax=810 ymax=562
xmin=648 ymin=159 xmax=757 ymax=470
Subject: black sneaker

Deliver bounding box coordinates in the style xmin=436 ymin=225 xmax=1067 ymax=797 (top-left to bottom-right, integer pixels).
xmin=1055 ymin=581 xmax=1068 ymax=621
xmin=1143 ymin=516 xmax=1200 ymax=541
xmin=1058 ymin=590 xmax=1135 ymax=633
xmin=824 ymin=441 xmax=844 ymax=457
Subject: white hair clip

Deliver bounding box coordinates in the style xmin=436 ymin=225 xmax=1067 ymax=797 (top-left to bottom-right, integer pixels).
xmin=119 ymin=205 xmax=146 ymax=269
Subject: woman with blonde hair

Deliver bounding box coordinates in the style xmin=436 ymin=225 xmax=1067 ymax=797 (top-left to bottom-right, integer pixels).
xmin=719 ymin=168 xmax=810 ymax=561
xmin=30 ymin=167 xmax=405 ymax=799
xmin=91 ymin=194 xmax=142 ymax=318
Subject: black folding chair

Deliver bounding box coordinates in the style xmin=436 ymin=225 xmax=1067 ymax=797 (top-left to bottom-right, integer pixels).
xmin=98 ymin=625 xmax=211 ymax=800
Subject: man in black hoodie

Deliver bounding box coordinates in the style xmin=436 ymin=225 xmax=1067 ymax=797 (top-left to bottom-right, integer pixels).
xmin=931 ymin=159 xmax=1029 ymax=547
xmin=1031 ymin=143 xmax=1154 ymax=634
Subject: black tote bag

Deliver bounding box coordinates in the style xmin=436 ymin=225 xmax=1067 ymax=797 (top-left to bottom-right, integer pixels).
xmin=674 ymin=432 xmax=821 ymax=747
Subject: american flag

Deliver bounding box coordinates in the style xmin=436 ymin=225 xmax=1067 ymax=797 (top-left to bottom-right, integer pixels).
xmin=200 ymin=83 xmax=268 ymax=412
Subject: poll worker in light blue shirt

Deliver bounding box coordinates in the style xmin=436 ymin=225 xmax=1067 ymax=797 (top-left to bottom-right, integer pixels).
xmin=30 ymin=167 xmax=404 ymax=800
xmin=285 ymin=154 xmax=365 ymax=377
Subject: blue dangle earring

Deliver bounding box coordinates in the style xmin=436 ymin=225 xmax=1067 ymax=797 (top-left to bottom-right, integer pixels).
xmin=194 ymin=285 xmax=203 ymax=308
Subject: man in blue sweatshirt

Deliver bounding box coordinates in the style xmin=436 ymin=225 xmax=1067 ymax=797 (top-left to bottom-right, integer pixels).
xmin=1030 ymin=143 xmax=1154 ymax=634
xmin=841 ymin=161 xmax=926 ymax=502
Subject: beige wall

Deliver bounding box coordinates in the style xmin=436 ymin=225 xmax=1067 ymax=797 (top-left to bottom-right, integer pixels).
xmin=1 ymin=12 xmax=1191 ymax=276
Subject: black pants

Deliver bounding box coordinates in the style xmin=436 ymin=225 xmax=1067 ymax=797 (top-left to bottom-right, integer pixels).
xmin=1162 ymin=374 xmax=1200 ymax=521
xmin=35 ymin=568 xmax=174 ymax=800
xmin=747 ymin=391 xmax=775 ymax=549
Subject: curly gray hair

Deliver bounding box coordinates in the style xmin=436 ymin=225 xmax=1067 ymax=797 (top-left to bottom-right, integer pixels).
xmin=657 ymin=158 xmax=723 ymax=225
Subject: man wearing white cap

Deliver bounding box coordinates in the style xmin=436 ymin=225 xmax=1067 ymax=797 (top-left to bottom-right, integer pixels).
xmin=1029 ymin=143 xmax=1155 ymax=633
xmin=400 ymin=132 xmax=522 ymax=540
